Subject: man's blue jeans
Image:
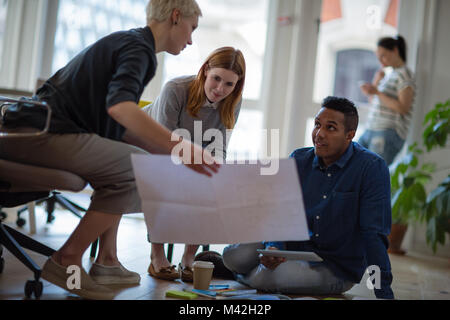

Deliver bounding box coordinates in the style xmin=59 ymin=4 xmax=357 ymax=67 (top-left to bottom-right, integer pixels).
xmin=358 ymin=129 xmax=405 ymax=166
xmin=223 ymin=243 xmax=354 ymax=295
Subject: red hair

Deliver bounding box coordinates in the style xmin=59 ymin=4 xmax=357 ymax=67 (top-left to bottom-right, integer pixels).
xmin=186 ymin=47 xmax=246 ymax=129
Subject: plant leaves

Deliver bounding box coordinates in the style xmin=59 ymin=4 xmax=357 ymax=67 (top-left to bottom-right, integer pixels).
xmin=403 ymin=188 xmax=414 ymax=214
xmin=391 ymin=189 xmax=402 ymax=210
xmin=425 ymin=201 xmax=436 ymax=221
xmin=436 ymin=214 xmax=447 ymax=244
xmin=422 ymin=100 xmax=450 ymax=151
xmin=408 ymin=142 xmax=418 ymax=151
xmin=421 ymin=163 xmax=436 ymax=173
xmin=403 ymin=177 xmax=415 ymax=188
xmin=441 ymin=175 xmax=450 ymax=186
xmin=441 ymin=191 xmax=450 ymax=217
xmin=391 ymin=189 xmax=409 ymax=223
xmin=436 ymin=130 xmax=447 ymax=146
xmin=427 ymin=186 xmax=446 ymax=203
xmin=410 ymin=171 xmax=431 ymax=183
xmin=423 ymin=109 xmax=438 ymax=125
xmin=432 ymin=120 xmax=446 ymax=132
xmin=412 ymin=183 xmax=427 ymax=203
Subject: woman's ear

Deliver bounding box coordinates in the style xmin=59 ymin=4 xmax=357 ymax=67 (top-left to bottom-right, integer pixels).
xmin=393 ymin=46 xmax=400 ymax=57
xmin=171 ymin=9 xmax=180 ymax=25
xmin=203 ymin=64 xmax=210 ymax=77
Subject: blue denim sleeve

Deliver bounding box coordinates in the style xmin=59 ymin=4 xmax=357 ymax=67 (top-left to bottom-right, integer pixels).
xmin=360 ymin=158 xmax=394 ymax=299
xmin=361 ymin=232 xmax=394 ymax=299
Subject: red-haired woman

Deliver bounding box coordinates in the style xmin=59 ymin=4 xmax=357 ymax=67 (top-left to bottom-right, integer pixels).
xmin=143 ymin=46 xmax=246 ymax=281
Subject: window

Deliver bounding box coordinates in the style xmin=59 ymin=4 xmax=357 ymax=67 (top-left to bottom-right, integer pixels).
xmin=162 ymin=0 xmax=269 ymax=101
xmin=52 ymin=0 xmax=147 ymax=73
xmin=334 ymin=49 xmax=379 ymax=104
xmin=227 ymin=109 xmax=263 ymax=161
xmin=0 ymin=0 xmax=7 ymax=68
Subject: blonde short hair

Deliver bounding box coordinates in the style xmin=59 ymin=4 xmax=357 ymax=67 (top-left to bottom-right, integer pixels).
xmin=146 ymin=0 xmax=202 ymax=24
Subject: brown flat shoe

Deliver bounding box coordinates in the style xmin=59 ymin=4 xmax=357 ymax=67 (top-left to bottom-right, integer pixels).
xmin=178 ymin=263 xmax=193 ymax=282
xmin=148 ymin=263 xmax=179 ymax=281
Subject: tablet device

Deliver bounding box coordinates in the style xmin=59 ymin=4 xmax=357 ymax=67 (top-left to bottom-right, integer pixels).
xmin=257 ymin=249 xmax=323 ymax=262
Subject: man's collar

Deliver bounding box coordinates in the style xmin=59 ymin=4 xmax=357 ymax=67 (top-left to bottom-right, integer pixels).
xmin=312 ymin=142 xmax=354 ymax=170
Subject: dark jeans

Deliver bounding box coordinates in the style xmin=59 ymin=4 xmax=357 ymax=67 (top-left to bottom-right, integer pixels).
xmin=358 ymin=129 xmax=405 ymax=166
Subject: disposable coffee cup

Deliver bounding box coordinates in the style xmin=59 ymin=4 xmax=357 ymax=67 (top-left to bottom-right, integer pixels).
xmin=193 ymin=261 xmax=214 ymax=290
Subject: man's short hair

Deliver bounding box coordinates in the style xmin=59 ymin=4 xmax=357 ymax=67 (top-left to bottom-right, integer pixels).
xmin=146 ymin=0 xmax=202 ymax=24
xmin=322 ymin=96 xmax=359 ymax=132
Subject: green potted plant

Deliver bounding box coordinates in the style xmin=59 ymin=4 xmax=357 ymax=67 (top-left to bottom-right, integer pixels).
xmin=389 ymin=99 xmax=450 ymax=254
xmin=421 ymin=99 xmax=450 ymax=253
xmin=389 ymin=143 xmax=435 ymax=254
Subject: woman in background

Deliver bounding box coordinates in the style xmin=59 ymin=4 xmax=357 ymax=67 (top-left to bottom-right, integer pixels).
xmin=143 ymin=46 xmax=246 ymax=281
xmin=359 ymin=35 xmax=415 ymax=165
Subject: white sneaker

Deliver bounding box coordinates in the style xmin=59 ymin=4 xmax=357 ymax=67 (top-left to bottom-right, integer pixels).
xmin=89 ymin=263 xmax=141 ymax=285
xmin=41 ymin=258 xmax=115 ymax=300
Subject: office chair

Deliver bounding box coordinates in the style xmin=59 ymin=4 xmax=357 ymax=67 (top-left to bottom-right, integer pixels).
xmin=16 ymin=190 xmax=87 ymax=228
xmin=0 ymin=206 xmax=7 ymax=221
xmin=1 ymin=81 xmax=89 ymax=230
xmin=0 ymin=96 xmax=94 ymax=298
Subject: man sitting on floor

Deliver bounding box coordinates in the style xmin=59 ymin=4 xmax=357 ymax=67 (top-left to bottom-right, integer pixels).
xmin=220 ymin=96 xmax=394 ymax=299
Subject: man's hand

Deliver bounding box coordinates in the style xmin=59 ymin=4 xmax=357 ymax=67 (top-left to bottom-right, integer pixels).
xmin=259 ymin=247 xmax=286 ymax=270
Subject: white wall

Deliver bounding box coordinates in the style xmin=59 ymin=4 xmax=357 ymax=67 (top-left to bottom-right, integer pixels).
xmin=261 ymin=0 xmax=322 ymax=157
xmin=402 ymin=0 xmax=450 ymax=257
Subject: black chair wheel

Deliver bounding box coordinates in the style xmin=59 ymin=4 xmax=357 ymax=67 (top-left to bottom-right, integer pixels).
xmin=25 ymin=280 xmax=43 ymax=299
xmin=16 ymin=217 xmax=26 ymax=228
xmin=0 ymin=211 xmax=7 ymax=221
xmin=47 ymin=214 xmax=55 ymax=223
xmin=0 ymin=257 xmax=4 ymax=274
xmin=34 ymin=281 xmax=43 ymax=298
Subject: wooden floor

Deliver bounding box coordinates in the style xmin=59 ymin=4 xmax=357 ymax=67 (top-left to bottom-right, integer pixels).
xmin=1 ymin=194 xmax=449 ymax=300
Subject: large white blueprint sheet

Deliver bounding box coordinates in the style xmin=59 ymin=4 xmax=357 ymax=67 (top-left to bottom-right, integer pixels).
xmin=131 ymin=154 xmax=309 ymax=244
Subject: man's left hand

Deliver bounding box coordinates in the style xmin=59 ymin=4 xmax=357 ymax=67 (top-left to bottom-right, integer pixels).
xmin=259 ymin=247 xmax=286 ymax=270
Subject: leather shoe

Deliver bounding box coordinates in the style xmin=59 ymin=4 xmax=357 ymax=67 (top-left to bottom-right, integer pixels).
xmin=194 ymin=251 xmax=235 ymax=280
xmin=178 ymin=263 xmax=194 ymax=282
xmin=148 ymin=263 xmax=179 ymax=281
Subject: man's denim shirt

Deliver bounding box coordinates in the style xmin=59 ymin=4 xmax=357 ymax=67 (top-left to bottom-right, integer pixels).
xmin=266 ymin=142 xmax=394 ymax=299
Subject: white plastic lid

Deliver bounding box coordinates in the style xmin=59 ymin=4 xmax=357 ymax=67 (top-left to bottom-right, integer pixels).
xmin=193 ymin=261 xmax=214 ymax=269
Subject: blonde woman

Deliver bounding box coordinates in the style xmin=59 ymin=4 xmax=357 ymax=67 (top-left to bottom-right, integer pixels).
xmin=0 ymin=0 xmax=217 ymax=299
xmin=144 ymin=47 xmax=246 ymax=281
